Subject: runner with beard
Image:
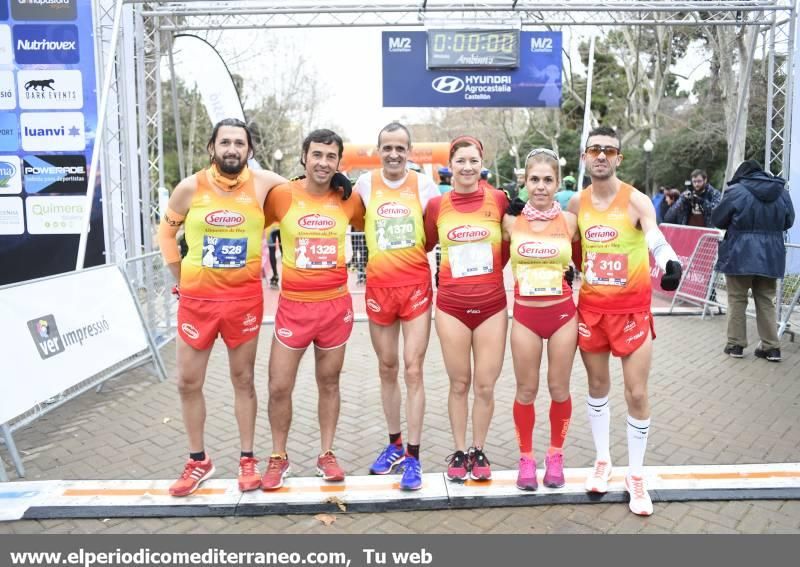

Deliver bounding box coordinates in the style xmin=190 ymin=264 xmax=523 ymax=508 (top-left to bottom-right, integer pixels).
xmin=158 ymin=118 xmax=286 ymax=496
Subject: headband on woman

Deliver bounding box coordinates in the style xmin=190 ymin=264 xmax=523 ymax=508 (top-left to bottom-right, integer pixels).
xmin=450 ymin=135 xmax=484 ymax=157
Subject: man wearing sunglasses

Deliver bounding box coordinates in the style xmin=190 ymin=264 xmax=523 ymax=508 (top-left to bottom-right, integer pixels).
xmin=567 ymin=126 xmax=682 ymax=516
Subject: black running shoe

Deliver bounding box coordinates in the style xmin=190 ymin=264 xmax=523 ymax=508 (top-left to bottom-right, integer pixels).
xmin=754 ymin=347 xmax=781 ymax=362
xmin=723 ymin=344 xmax=743 ymax=358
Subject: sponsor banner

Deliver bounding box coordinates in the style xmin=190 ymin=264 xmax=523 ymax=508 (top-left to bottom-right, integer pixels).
xmin=20 ymin=111 xmax=85 ymax=151
xmin=0 ymin=2 xmax=8 ymax=20
xmin=11 ymin=0 xmax=77 ymax=21
xmin=0 ymin=155 xmax=22 ymax=194
xmin=0 ymin=265 xmax=149 ymax=424
xmin=0 ymin=196 xmax=24 ymax=234
xmin=383 ymin=31 xmax=562 ymax=107
xmin=23 ymin=154 xmax=86 ymax=194
xmin=17 ymin=69 xmax=82 ymax=110
xmin=24 ymin=194 xmax=85 ymax=233
xmin=650 ymin=223 xmax=721 ymax=298
xmin=13 ymin=23 xmax=79 ymax=65
xmin=0 ymin=112 xmax=19 ymax=151
xmin=0 ymin=70 xmax=16 ymax=110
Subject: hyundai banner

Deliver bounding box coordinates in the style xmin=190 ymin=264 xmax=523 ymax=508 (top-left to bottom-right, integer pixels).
xmin=0 ymin=0 xmax=101 ymax=285
xmin=382 ymin=31 xmax=562 ymax=108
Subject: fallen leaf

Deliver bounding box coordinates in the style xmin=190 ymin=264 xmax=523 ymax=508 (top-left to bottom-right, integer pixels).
xmin=314 ymin=513 xmax=336 ymax=526
xmin=325 ymin=496 xmax=347 ymax=512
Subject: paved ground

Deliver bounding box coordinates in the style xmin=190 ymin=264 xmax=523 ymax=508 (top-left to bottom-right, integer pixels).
xmin=2 ymin=311 xmax=799 ymax=533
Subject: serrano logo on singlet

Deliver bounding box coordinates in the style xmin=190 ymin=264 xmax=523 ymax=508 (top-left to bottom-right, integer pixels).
xmin=205 ymin=209 xmax=244 ymax=227
xmin=298 ymin=213 xmax=335 ymax=230
xmin=584 ymin=225 xmax=618 ymax=243
xmin=447 ymin=225 xmax=489 ymax=242
xmin=377 ymin=202 xmax=410 ymax=218
xmin=517 ymin=241 xmax=558 ymax=259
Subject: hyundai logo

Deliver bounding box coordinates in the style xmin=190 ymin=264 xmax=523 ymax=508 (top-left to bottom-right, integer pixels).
xmin=432 ymin=76 xmax=464 ymax=94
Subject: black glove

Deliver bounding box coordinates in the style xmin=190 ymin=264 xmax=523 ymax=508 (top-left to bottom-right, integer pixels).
xmin=331 ymin=172 xmax=352 ymax=201
xmin=564 ymin=265 xmax=575 ymax=289
xmin=505 ymin=197 xmax=526 ymax=216
xmin=660 ymin=260 xmax=682 ymax=291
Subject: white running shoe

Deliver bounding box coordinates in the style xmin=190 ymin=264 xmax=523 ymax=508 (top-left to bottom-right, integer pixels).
xmin=625 ymin=474 xmax=654 ymax=516
xmin=584 ymin=459 xmax=612 ymax=493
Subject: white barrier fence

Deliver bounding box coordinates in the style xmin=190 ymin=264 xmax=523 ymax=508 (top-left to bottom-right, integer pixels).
xmin=0 ymin=264 xmax=167 ymax=481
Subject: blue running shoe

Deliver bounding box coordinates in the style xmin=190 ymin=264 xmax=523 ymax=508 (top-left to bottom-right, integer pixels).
xmin=400 ymin=457 xmax=422 ymax=491
xmin=369 ymin=444 xmax=405 ymax=475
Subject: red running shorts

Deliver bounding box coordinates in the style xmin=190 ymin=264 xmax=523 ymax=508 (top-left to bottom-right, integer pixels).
xmin=577 ymin=309 xmax=655 ymax=357
xmin=177 ymin=295 xmax=263 ymax=350
xmin=274 ymin=294 xmax=354 ymax=350
xmin=365 ymin=282 xmax=433 ymax=326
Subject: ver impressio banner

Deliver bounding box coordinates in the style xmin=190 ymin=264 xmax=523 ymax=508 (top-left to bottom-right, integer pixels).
xmin=0 ymin=0 xmax=103 ymax=285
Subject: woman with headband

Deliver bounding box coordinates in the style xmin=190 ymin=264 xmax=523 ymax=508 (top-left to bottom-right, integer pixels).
xmin=502 ymin=148 xmax=578 ymax=491
xmin=424 ymin=136 xmax=510 ymax=482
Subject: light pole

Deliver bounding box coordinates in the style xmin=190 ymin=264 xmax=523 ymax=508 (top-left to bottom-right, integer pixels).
xmin=272 ymin=148 xmax=284 ymax=176
xmin=642 ymin=138 xmax=654 ymax=196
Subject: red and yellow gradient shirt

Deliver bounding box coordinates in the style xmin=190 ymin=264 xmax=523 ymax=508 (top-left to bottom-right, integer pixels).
xmin=364 ymin=170 xmax=431 ymax=287
xmin=577 ymin=183 xmax=651 ymax=313
xmin=424 ymin=187 xmax=508 ymax=288
xmin=264 ymin=180 xmax=365 ymax=302
xmin=180 ymin=169 xmax=264 ymax=301
xmin=510 ymin=213 xmax=572 ymax=300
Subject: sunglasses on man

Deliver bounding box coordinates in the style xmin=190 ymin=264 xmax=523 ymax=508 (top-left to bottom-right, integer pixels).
xmin=584 ymin=145 xmax=621 ymax=159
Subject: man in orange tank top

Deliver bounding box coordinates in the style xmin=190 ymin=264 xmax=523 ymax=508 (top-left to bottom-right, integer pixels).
xmin=157 ymin=119 xmax=286 ymax=497
xmin=261 ymin=129 xmax=365 ymax=490
xmin=354 ymin=122 xmax=439 ymax=491
xmin=567 ymin=126 xmax=682 ymax=516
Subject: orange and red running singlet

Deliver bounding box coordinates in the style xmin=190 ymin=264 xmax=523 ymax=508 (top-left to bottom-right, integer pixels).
xmin=264 ymin=180 xmax=365 ymax=302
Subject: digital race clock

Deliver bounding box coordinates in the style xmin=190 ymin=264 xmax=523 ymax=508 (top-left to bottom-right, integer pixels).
xmin=426 ymin=29 xmax=520 ymax=70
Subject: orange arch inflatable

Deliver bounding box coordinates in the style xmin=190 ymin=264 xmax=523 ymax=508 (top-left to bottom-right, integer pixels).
xmin=340 ymin=143 xmax=450 ymax=171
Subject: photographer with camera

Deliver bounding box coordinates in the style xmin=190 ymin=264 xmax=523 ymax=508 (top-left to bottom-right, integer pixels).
xmin=663 ymin=169 xmax=721 ymax=227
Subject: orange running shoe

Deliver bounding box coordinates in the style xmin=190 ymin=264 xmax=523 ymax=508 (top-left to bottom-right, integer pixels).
xmin=238 ymin=456 xmax=261 ymax=492
xmin=169 ymin=457 xmax=215 ymax=497
xmin=316 ymin=450 xmax=345 ymax=481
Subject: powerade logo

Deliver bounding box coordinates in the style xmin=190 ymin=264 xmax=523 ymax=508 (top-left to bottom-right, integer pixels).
xmin=12 ymin=0 xmax=77 ymax=22
xmin=13 ymin=24 xmax=79 ymax=65
xmin=22 ymin=154 xmax=87 ymax=194
xmin=26 ymin=313 xmax=111 ymax=360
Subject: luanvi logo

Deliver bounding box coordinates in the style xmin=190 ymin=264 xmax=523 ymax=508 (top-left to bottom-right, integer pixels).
xmin=26 ymin=314 xmax=111 ymax=360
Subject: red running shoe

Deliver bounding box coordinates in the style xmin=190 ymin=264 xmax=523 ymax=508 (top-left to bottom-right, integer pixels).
xmin=316 ymin=450 xmax=346 ymax=481
xmin=261 ymin=454 xmax=291 ymax=490
xmin=468 ymin=447 xmax=492 ymax=481
xmin=237 ymin=456 xmax=261 ymax=492
xmin=169 ymin=457 xmax=215 ymax=497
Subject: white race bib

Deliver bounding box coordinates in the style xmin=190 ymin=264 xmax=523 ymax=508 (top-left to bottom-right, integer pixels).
xmin=449 ymin=242 xmax=493 ymax=278
xmin=517 ymin=264 xmax=563 ymax=296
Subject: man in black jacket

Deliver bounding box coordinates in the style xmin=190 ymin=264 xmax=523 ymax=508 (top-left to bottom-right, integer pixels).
xmin=665 ymin=169 xmax=721 ymax=227
xmin=712 ymin=160 xmax=795 ymax=362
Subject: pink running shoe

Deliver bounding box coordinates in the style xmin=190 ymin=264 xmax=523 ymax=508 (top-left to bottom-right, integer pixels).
xmin=468 ymin=447 xmax=492 ymax=481
xmin=516 ymin=456 xmax=538 ymax=491
xmin=446 ymin=451 xmax=468 ymax=482
xmin=543 ymin=451 xmax=566 ymax=488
